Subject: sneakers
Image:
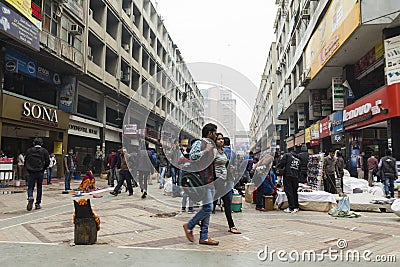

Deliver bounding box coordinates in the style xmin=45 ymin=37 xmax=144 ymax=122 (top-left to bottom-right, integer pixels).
xmin=183 ymin=223 xmax=194 ymax=242
xmin=283 ymin=208 xmax=299 ymax=213
xmin=109 ymin=191 xmax=118 ymax=196
xmin=181 ymin=208 xmax=186 ymax=212
xmin=27 ymin=198 xmax=34 ymax=211
xmin=187 ymin=209 xmax=197 ymax=214
xmin=199 ymin=237 xmax=219 ymax=246
xmin=141 ymin=191 xmax=147 ymax=199
xmin=35 ymin=204 xmax=41 ymax=210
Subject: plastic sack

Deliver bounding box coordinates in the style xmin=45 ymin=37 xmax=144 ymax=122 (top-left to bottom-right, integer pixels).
xmin=338 ymin=195 xmax=350 ymax=211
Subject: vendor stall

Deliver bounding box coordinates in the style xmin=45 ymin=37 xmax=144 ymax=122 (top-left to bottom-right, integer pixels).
xmin=275 ymin=190 xmax=337 ymax=212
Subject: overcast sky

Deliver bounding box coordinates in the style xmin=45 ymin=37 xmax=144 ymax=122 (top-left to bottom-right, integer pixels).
xmin=154 ymin=0 xmax=278 ymax=129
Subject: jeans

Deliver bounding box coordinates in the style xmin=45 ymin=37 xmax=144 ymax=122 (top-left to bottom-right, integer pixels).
xmin=187 ymin=187 xmax=215 ymax=240
xmin=114 ymin=170 xmax=133 ymax=194
xmin=182 ymin=192 xmax=193 ymax=209
xmin=47 ymin=167 xmax=53 ymax=184
xmin=65 ymin=168 xmax=74 ymax=190
xmin=27 ymin=171 xmax=44 ymax=205
xmin=138 ymin=170 xmax=149 ymax=192
xmin=109 ymin=168 xmax=118 ymax=186
xmin=171 ymin=167 xmax=181 ymax=196
xmin=159 ymin=166 xmax=167 ymax=186
xmin=384 ymin=176 xmax=395 ymax=197
xmin=221 ymin=187 xmax=235 ymax=228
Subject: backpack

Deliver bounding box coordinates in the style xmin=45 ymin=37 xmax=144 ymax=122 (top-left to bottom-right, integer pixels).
xmin=26 ymin=147 xmax=45 ymax=172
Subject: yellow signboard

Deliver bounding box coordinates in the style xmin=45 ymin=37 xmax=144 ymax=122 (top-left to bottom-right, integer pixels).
xmin=5 ymin=0 xmax=41 ymax=28
xmin=54 ymin=142 xmax=63 ymax=155
xmin=305 ymin=0 xmax=360 ymax=78
xmin=305 ymin=127 xmax=311 ymax=143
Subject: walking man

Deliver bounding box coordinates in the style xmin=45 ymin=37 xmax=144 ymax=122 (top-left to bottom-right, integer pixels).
xmin=378 ymin=149 xmax=398 ymax=198
xmin=183 ymin=123 xmax=219 ymax=246
xmin=24 ymin=138 xmax=50 ymax=211
xmin=64 ymin=148 xmax=76 ymax=191
xmin=109 ymin=147 xmax=134 ymax=196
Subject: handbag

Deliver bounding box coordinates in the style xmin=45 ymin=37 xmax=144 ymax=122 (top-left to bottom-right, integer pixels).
xmin=337 ymin=195 xmax=350 ymax=211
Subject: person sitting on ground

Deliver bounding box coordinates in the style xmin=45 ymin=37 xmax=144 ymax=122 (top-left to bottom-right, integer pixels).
xmin=78 ymin=170 xmax=96 ymax=192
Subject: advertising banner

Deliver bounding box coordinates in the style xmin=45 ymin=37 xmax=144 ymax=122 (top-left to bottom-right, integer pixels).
xmin=0 ymin=2 xmax=40 ymax=50
xmin=37 ymin=64 xmax=62 ymax=86
xmin=312 ymin=92 xmax=322 ymax=118
xmin=5 ymin=49 xmax=36 ymax=77
xmin=305 ymin=0 xmax=360 ymax=78
xmin=305 ymin=127 xmax=311 ymax=143
xmin=384 ymin=34 xmax=400 ymax=85
xmin=331 ymin=110 xmax=344 ymax=134
xmin=319 ymin=117 xmax=330 ymax=139
xmin=4 ymin=0 xmax=41 ymax=28
xmin=59 ymin=76 xmax=76 ymax=113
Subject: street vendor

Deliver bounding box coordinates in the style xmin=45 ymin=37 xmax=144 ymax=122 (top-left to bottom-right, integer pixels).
xmin=78 ymin=170 xmax=96 ymax=192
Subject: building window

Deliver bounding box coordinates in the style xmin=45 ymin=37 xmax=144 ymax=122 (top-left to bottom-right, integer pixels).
xmin=77 ymin=95 xmax=97 ymax=119
xmin=43 ymin=1 xmax=58 ymax=36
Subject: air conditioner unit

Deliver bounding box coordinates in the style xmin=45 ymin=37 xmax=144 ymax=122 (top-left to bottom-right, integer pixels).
xmin=122 ymin=43 xmax=130 ymax=51
xmin=125 ymin=8 xmax=131 ymax=16
xmin=301 ymin=9 xmax=310 ymax=19
xmin=302 ymin=71 xmax=311 ymax=82
xmin=70 ymin=24 xmax=83 ymax=35
xmin=89 ymin=9 xmax=93 ymax=19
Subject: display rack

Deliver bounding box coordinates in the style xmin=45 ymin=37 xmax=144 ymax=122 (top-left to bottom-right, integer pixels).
xmin=307 ymin=153 xmax=324 ymax=191
xmin=0 ymin=158 xmax=14 ymax=187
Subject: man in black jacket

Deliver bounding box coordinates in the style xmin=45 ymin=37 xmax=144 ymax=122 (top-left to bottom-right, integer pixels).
xmin=277 ymin=149 xmax=300 ymax=213
xmin=24 ymin=137 xmax=50 ymax=211
xmin=378 ymin=149 xmax=398 ymax=198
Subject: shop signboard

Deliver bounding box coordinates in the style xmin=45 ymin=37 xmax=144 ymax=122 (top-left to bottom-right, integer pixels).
xmin=312 ymin=92 xmax=322 ymax=117
xmin=331 ymin=110 xmax=344 ymax=134
xmin=319 ymin=117 xmax=330 ymax=139
xmin=295 ymin=131 xmax=305 ymax=146
xmin=37 ymin=64 xmax=62 ymax=86
xmin=305 ymin=0 xmax=360 ymax=78
xmin=354 ymin=42 xmax=384 ymax=77
xmin=0 ymin=2 xmax=40 ymax=50
xmin=305 ymin=127 xmax=311 ymax=143
xmin=310 ymin=123 xmax=319 ymax=140
xmin=332 ymin=77 xmax=344 ymax=110
xmin=5 ymin=49 xmax=36 ymax=77
xmin=384 ymin=34 xmax=400 ymax=85
xmin=123 ymin=124 xmax=138 ymax=135
xmin=321 ymin=99 xmax=331 ymax=116
xmin=286 ymin=137 xmax=294 ymax=149
xmin=68 ymin=121 xmax=100 ymax=139
xmin=4 ymin=0 xmax=42 ymax=28
xmin=53 ymin=141 xmax=63 ymax=155
xmin=343 ymin=83 xmax=400 ymax=130
xmin=297 ymin=106 xmax=305 ymax=129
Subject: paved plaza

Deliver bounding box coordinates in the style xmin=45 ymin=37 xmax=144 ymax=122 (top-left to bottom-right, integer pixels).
xmin=0 ymin=177 xmax=398 ymax=266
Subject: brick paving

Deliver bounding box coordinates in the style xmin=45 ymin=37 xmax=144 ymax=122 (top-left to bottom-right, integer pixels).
xmin=0 ymin=176 xmax=399 ymax=261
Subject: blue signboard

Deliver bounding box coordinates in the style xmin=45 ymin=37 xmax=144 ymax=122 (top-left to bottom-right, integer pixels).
xmin=0 ymin=2 xmax=40 ymax=50
xmin=5 ymin=49 xmax=36 ymax=77
xmin=37 ymin=64 xmax=62 ymax=86
xmin=332 ymin=110 xmax=344 ymax=134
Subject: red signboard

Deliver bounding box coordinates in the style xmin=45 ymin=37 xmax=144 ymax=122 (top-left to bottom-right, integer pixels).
xmin=344 ymin=84 xmax=400 ymax=130
xmin=319 ymin=116 xmax=330 ymax=138
xmin=310 ymin=140 xmax=320 ymax=146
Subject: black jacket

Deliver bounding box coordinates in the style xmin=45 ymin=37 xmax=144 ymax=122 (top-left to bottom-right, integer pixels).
xmin=278 ymin=151 xmax=300 ymax=179
xmin=24 ymin=146 xmax=50 ymax=172
xmin=298 ymin=152 xmax=309 ymax=172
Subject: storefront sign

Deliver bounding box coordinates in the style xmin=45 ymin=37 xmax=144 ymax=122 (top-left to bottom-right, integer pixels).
xmin=344 ymin=84 xmax=400 ymax=130
xmin=68 ymin=121 xmax=99 ymax=139
xmin=5 ymin=49 xmax=36 ymax=77
xmin=312 ymin=92 xmax=322 ymax=117
xmin=37 ymin=64 xmax=62 ymax=86
xmin=2 ymin=94 xmax=69 ymax=129
xmin=4 ymin=0 xmax=42 ymax=28
xmin=332 ymin=77 xmax=344 ymax=110
xmin=297 ymin=106 xmax=305 ymax=129
xmin=331 ymin=110 xmax=344 ymax=134
xmin=295 ymin=132 xmax=305 ymax=146
xmin=286 ymin=137 xmax=294 ymax=149
xmin=22 ymin=101 xmax=58 ymax=124
xmin=123 ymin=124 xmax=138 ymax=135
xmin=384 ymin=34 xmax=400 ymax=85
xmin=305 ymin=127 xmax=311 ymax=143
xmin=321 ymin=99 xmax=331 ymax=116
xmin=310 ymin=123 xmax=319 ymax=140
xmin=310 ymin=140 xmax=320 ymax=146
xmin=319 ymin=117 xmax=330 ymax=139
xmin=0 ymin=2 xmax=40 ymax=50
xmin=54 ymin=141 xmax=63 ymax=155
xmin=331 ymin=134 xmax=344 ymax=144
xmin=105 ymin=129 xmax=121 ymax=143
xmin=354 ymin=42 xmax=384 ymax=77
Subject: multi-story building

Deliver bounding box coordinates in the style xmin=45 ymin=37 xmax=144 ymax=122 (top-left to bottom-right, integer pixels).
xmin=250 ymin=42 xmax=286 ymax=154
xmin=0 ymin=0 xmax=204 ymax=176
xmin=252 ymin=0 xmax=400 ymax=176
xmin=201 ymin=86 xmax=236 ymax=138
